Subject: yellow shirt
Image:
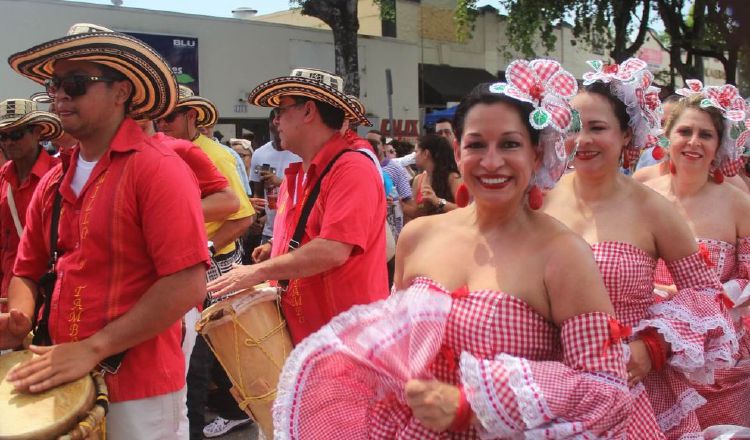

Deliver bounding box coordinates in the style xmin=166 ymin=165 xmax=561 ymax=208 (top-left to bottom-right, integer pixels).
xmin=194 ymin=134 xmax=254 ymax=255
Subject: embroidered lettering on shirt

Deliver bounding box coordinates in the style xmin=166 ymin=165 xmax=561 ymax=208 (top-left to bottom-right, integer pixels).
xmin=80 ymin=174 xmax=106 ymax=240
xmin=67 ymin=173 xmax=106 ymax=340
xmin=68 ymin=284 xmax=86 ymax=340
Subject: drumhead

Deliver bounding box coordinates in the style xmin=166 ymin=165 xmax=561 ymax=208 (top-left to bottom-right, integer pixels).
xmin=0 ymin=350 xmax=95 ymax=440
xmin=198 ymin=284 xmax=279 ymax=332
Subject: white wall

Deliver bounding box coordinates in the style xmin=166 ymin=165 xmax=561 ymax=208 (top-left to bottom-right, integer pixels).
xmin=0 ymin=0 xmax=419 ymax=124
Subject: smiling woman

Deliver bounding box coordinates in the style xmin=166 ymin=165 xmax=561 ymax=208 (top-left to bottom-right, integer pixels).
xmin=544 ymin=59 xmax=739 ymax=439
xmin=270 ymin=60 xmax=639 ymax=440
xmin=644 ymin=89 xmax=750 ymax=431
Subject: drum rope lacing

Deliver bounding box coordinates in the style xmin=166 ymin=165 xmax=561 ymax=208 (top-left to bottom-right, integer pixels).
xmin=206 ymin=295 xmax=290 ymax=411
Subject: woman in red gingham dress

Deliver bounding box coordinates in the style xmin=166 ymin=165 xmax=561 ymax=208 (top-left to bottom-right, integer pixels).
xmin=272 ymin=61 xmax=634 ymax=439
xmin=544 ymin=61 xmax=738 ymax=439
xmin=645 ymin=88 xmax=750 ymax=430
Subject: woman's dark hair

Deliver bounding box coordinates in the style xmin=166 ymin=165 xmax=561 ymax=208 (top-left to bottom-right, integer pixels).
xmin=582 ymin=82 xmax=630 ymax=132
xmin=390 ymin=139 xmax=414 ymax=157
xmin=453 ymin=82 xmax=540 ymax=146
xmin=418 ymin=133 xmax=459 ymax=202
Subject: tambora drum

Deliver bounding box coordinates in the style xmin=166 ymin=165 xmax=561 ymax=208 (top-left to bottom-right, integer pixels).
xmin=0 ymin=350 xmax=108 ymax=439
xmin=196 ymin=284 xmax=293 ymax=439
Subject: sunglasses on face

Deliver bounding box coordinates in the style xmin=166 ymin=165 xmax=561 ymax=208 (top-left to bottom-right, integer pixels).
xmin=0 ymin=127 xmax=32 ymax=142
xmin=158 ymin=109 xmax=189 ymax=124
xmin=44 ymin=75 xmax=120 ymax=98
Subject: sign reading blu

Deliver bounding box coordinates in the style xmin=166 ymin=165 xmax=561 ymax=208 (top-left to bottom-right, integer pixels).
xmin=126 ymin=32 xmax=200 ymax=94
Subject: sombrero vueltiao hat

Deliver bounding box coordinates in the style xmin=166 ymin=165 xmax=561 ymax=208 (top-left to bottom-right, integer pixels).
xmin=8 ymin=23 xmax=178 ymax=121
xmin=175 ymin=85 xmax=219 ymax=128
xmin=248 ymin=68 xmax=372 ymax=127
xmin=0 ymin=99 xmax=63 ymax=141
xmin=29 ymin=91 xmax=53 ymax=105
xmin=346 ymin=94 xmax=372 ymax=127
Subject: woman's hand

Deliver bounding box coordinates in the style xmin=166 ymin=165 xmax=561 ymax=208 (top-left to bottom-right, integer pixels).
xmin=405 ymin=379 xmax=463 ymax=432
xmin=627 ymin=339 xmax=653 ymax=387
xmin=420 ymin=184 xmax=440 ymax=208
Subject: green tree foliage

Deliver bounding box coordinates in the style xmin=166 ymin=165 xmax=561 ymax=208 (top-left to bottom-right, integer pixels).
xmin=657 ymin=0 xmax=744 ymax=85
xmin=459 ymin=0 xmax=652 ymax=62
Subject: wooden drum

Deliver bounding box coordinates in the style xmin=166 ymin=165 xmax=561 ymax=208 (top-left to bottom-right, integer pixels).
xmin=0 ymin=350 xmax=108 ymax=440
xmin=196 ymin=284 xmax=293 ymax=439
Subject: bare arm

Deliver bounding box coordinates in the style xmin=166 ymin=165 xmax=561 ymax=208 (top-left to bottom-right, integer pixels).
xmin=546 ymin=232 xmax=615 ymax=325
xmin=7 ymin=264 xmax=206 ymax=392
xmin=209 ymin=215 xmax=254 ymax=251
xmin=0 ymin=276 xmax=37 ymax=349
xmin=202 ymin=188 xmax=240 ymax=222
xmin=400 ymin=198 xmax=418 ymax=219
xmin=647 ymin=190 xmax=699 ymax=261
xmin=207 ymin=237 xmax=353 ymax=297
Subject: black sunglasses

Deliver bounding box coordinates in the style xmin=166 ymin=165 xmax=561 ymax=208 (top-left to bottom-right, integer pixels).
xmin=0 ymin=127 xmax=32 ymax=142
xmin=158 ymin=108 xmax=189 ymax=124
xmin=44 ymin=75 xmax=120 ymax=98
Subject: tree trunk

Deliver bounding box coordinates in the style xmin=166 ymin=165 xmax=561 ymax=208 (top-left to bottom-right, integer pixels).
xmin=300 ymin=0 xmax=361 ymax=97
xmin=330 ymin=8 xmax=361 ymax=96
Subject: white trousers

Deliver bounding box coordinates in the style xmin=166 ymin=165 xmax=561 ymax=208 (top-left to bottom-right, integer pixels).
xmin=107 ymin=387 xmax=187 ymax=440
xmin=177 ymin=307 xmax=201 ymax=438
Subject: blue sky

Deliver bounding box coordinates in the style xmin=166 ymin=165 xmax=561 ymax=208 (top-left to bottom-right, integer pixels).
xmin=64 ymin=0 xmax=497 ymax=18
xmin=64 ymin=0 xmax=295 ymax=17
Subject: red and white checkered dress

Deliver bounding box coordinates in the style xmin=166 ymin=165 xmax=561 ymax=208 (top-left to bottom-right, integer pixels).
xmin=655 ymin=238 xmax=750 ymax=429
xmin=593 ymin=242 xmax=738 ymax=439
xmin=273 ymin=277 xmax=632 ymax=439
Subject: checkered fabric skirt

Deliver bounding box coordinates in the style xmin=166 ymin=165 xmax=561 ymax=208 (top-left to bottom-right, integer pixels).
xmin=592 ymin=242 xmax=741 ymax=439
xmin=272 ymin=277 xmax=632 ymax=439
xmin=655 ymin=238 xmax=750 ymax=430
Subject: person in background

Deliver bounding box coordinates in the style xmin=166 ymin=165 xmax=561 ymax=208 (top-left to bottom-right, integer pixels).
xmin=248 ymin=110 xmax=301 ymax=246
xmin=410 ymin=133 xmax=462 ymax=218
xmin=434 ymin=117 xmax=455 ymax=144
xmin=208 ymin=68 xmax=388 ymax=346
xmin=156 ymin=85 xmax=255 ymax=439
xmin=0 ymin=99 xmax=62 ymax=310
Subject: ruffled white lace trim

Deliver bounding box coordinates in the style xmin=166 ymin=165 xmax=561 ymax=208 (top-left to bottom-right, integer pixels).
xmin=655 ymin=388 xmax=706 ymax=433
xmin=460 ymin=352 xmax=519 ymax=438
xmin=636 ymin=300 xmax=739 ymax=382
xmin=272 ymin=287 xmax=453 ymax=439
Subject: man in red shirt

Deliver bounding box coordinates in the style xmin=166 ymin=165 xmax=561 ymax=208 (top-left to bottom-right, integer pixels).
xmin=208 ymin=68 xmax=389 ymax=344
xmin=0 ymin=98 xmax=62 ymax=310
xmin=0 ymin=24 xmax=208 ymax=439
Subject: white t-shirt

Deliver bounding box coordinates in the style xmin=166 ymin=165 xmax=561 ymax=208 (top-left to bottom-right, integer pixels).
xmin=71 ymin=156 xmax=98 ymax=197
xmin=249 ymin=141 xmax=301 ymax=237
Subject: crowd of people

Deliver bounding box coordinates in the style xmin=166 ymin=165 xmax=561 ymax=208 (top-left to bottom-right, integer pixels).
xmin=0 ymin=21 xmax=748 ymax=440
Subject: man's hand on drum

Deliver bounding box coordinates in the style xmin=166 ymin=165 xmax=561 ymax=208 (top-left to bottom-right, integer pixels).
xmin=207 ymin=264 xmax=264 ymax=298
xmin=0 ymin=309 xmax=32 ymax=349
xmin=6 ymin=340 xmax=100 ymax=393
xmin=405 ymin=379 xmax=469 ymax=432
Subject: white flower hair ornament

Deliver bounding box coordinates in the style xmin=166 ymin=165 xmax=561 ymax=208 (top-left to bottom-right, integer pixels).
xmin=582 ymin=58 xmax=664 ymax=170
xmin=676 ymin=79 xmax=749 ymax=181
xmin=488 ymin=59 xmax=578 ymax=207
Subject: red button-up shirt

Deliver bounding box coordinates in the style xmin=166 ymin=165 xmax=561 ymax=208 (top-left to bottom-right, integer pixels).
xmin=0 ymin=149 xmax=58 ymax=308
xmin=14 ymin=118 xmax=209 ymax=402
xmin=152 ymin=132 xmax=228 ymax=197
xmin=271 ymin=132 xmax=388 ymax=344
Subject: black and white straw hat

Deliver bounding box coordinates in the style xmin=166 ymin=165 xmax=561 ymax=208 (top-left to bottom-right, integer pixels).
xmin=248 ymin=68 xmax=371 ymax=126
xmin=8 ymin=23 xmax=178 ymax=120
xmin=0 ymin=99 xmax=62 ymax=141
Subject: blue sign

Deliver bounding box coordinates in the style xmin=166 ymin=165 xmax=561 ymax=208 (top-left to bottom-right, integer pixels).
xmin=126 ymin=32 xmax=200 ymax=94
